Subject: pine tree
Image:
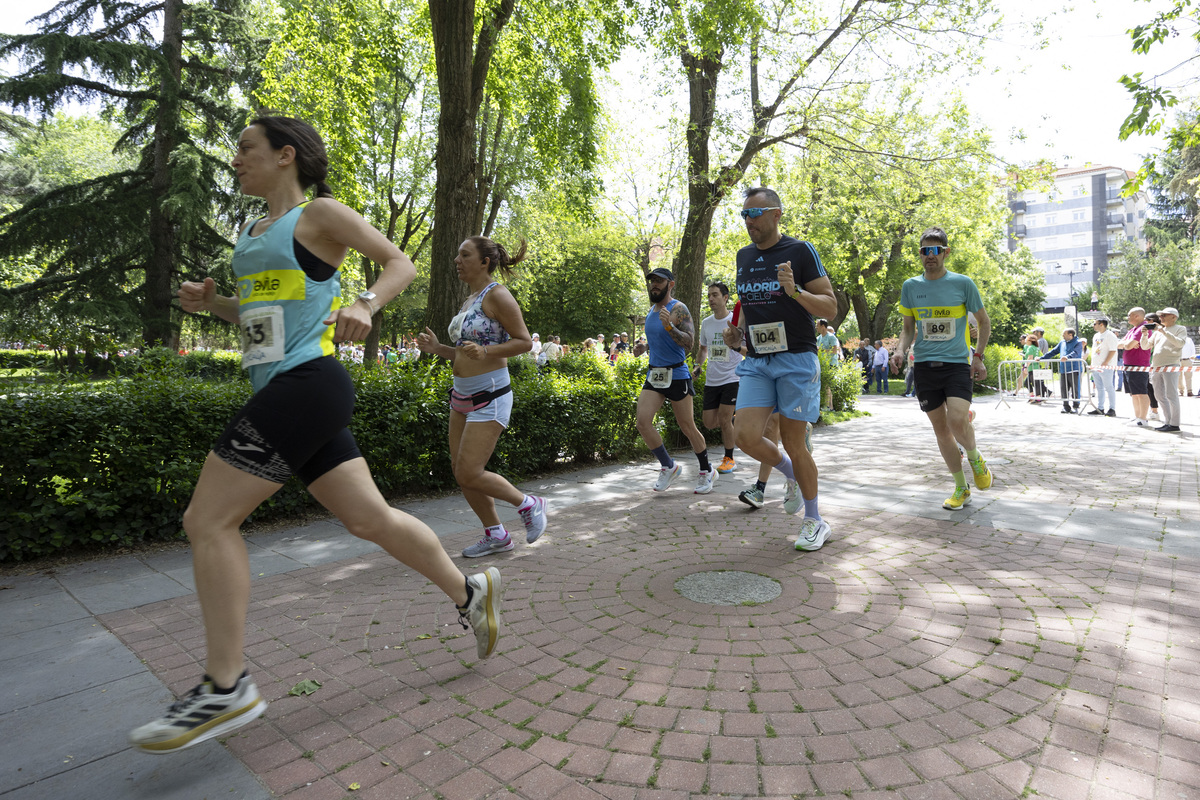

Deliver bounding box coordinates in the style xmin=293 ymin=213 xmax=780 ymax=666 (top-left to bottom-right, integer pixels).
xmin=0 ymin=0 xmax=263 ymax=347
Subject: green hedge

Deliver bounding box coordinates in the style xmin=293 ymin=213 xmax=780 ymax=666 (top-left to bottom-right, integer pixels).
xmin=0 ymin=346 xmax=860 ymax=561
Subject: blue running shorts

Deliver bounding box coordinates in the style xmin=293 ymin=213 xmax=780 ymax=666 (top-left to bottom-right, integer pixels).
xmin=734 ymin=351 xmax=821 ymax=423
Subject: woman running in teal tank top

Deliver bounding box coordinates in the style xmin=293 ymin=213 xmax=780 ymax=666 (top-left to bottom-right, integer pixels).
xmin=129 ymin=117 xmax=503 ymax=756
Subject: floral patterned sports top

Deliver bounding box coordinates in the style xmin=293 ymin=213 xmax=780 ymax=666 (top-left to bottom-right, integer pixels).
xmin=448 ymin=282 xmax=510 ymax=347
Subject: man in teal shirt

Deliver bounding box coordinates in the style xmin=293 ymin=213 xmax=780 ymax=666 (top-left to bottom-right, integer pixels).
xmin=891 ymin=226 xmax=993 ymax=510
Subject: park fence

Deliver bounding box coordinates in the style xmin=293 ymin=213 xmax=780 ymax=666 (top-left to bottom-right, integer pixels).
xmin=995 ymin=358 xmax=1200 ymax=412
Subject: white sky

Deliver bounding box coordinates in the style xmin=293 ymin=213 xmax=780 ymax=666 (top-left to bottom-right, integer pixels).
xmin=2 ymin=0 xmax=1196 ymax=173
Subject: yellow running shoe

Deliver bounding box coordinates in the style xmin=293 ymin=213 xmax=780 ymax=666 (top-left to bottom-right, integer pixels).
xmin=969 ymin=457 xmax=992 ymax=490
xmin=943 ymin=485 xmax=972 ymax=510
xmin=717 ymin=456 xmax=737 ymax=474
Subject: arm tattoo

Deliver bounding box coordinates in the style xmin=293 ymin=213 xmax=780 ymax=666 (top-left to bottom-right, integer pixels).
xmin=668 ymin=303 xmax=694 ymax=349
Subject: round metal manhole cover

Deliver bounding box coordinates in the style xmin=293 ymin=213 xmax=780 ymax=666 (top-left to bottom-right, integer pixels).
xmin=675 ymin=570 xmax=782 ymax=606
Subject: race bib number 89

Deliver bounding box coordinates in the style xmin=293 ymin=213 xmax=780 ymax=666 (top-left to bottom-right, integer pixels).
xmin=921 ymin=318 xmax=955 ymax=342
xmin=240 ymin=305 xmax=285 ymax=368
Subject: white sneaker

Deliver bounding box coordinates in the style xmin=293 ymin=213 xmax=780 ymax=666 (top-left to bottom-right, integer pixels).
xmin=783 ymin=480 xmax=801 ymax=515
xmin=653 ymin=462 xmax=682 ymax=492
xmin=1134 ymin=418 xmax=1148 ymax=427
xmin=458 ymin=567 xmax=502 ymax=659
xmin=694 ymin=469 xmax=716 ymax=494
xmin=130 ymin=673 xmax=266 ymax=754
xmin=1149 ymin=411 xmax=1160 ymax=421
xmin=795 ymin=518 xmax=831 ymax=551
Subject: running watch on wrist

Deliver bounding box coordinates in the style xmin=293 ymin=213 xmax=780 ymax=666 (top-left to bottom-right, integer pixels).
xmin=791 ymin=288 xmax=802 ymax=301
xmin=357 ymin=291 xmax=378 ymax=315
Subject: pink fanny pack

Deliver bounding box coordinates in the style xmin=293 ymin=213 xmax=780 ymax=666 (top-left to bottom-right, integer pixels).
xmin=449 ymin=384 xmax=512 ymax=414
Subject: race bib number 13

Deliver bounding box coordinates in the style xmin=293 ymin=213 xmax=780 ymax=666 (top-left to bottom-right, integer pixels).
xmin=921 ymin=318 xmax=955 ymax=342
xmin=240 ymin=305 xmax=285 ymax=368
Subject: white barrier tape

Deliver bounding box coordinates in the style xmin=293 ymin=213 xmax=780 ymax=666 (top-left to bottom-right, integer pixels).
xmin=1007 ymin=360 xmax=1200 ymax=374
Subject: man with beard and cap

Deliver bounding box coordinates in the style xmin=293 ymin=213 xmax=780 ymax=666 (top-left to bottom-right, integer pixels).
xmin=637 ymin=267 xmax=717 ymax=494
xmin=722 ymin=187 xmax=838 ymax=551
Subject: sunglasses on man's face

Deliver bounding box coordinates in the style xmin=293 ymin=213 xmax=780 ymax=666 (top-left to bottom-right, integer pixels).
xmin=740 ymin=206 xmax=780 ymax=219
xmin=919 ymin=245 xmax=947 ymax=256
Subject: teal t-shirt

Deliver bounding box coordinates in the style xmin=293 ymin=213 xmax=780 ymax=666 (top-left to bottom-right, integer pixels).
xmin=897 ymin=270 xmax=984 ymax=365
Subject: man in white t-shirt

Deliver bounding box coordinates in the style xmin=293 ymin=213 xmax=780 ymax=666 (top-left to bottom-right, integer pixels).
xmin=698 ymin=281 xmax=743 ymax=473
xmin=1087 ymin=317 xmax=1120 ymax=416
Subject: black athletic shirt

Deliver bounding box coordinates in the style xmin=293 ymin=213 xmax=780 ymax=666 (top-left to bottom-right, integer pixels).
xmin=735 ymin=235 xmax=827 ymax=356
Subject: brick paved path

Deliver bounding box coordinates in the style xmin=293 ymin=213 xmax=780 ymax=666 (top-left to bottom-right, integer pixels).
xmin=99 ymin=398 xmax=1200 ymax=799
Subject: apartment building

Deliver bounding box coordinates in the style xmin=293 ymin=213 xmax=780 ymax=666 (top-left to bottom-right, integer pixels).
xmin=1006 ymin=165 xmax=1149 ymax=312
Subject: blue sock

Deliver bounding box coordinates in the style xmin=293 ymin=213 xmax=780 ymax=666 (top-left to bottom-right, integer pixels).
xmin=804 ymin=495 xmax=821 ymax=520
xmin=650 ymin=445 xmax=674 ymax=469
xmin=775 ymin=452 xmax=795 ymax=482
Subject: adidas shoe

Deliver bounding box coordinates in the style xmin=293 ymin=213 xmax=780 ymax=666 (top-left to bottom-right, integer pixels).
xmin=653 ymin=462 xmax=682 ymax=492
xmin=519 ymin=496 xmax=548 ymax=544
xmin=129 ymin=673 xmax=266 ymax=754
xmin=458 ymin=567 xmax=502 ymax=659
xmin=943 ymin=486 xmax=972 ymax=510
xmin=795 ymin=518 xmax=831 ymax=551
xmin=694 ymin=469 xmax=716 ymax=494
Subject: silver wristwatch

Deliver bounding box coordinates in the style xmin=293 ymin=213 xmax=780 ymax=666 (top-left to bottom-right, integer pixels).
xmin=357 ymin=291 xmax=378 ymax=315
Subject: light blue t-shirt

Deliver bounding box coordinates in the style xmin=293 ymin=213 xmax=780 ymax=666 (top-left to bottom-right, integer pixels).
xmin=898 ymin=271 xmax=984 ymax=364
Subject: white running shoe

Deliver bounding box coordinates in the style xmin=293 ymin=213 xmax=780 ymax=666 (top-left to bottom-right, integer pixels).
xmin=795 ymin=518 xmax=831 ymax=551
xmin=653 ymin=463 xmax=682 ymax=492
xmin=694 ymin=469 xmax=716 ymax=494
xmin=458 ymin=567 xmax=502 ymax=659
xmin=519 ymin=496 xmax=548 ymax=544
xmin=129 ymin=673 xmax=266 ymax=754
xmin=783 ymin=480 xmax=801 ymax=515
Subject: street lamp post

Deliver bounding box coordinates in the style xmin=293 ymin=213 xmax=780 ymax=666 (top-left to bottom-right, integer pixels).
xmin=1056 ymin=260 xmax=1088 ymax=307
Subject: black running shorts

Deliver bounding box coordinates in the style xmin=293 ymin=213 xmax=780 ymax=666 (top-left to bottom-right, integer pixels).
xmin=703 ymin=381 xmax=739 ymax=411
xmin=914 ymin=361 xmax=974 ymax=413
xmin=642 ymin=377 xmax=695 ymax=403
xmin=213 ymin=356 xmax=362 ymax=485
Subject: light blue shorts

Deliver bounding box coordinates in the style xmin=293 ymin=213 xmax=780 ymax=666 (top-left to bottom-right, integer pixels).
xmin=734 ymin=351 xmax=821 ymax=422
xmin=452 ymin=367 xmax=513 ymax=427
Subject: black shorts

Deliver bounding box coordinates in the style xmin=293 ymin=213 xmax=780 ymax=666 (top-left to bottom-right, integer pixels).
xmin=703 ymin=381 xmax=739 ymax=410
xmin=213 ymin=356 xmax=362 ymax=485
xmin=642 ymin=377 xmax=695 ymax=403
xmin=914 ymin=361 xmax=974 ymax=413
xmin=1125 ymin=371 xmax=1149 ymax=395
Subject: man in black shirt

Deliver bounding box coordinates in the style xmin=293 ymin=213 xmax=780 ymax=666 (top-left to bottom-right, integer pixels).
xmin=723 ymin=187 xmax=838 ymax=551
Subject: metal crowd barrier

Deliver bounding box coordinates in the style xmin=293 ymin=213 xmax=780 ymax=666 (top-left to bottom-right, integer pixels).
xmin=995 ymin=358 xmax=1092 ymax=413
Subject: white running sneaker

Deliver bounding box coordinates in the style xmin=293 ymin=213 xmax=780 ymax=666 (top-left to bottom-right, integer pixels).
xmin=694 ymin=469 xmax=716 ymax=494
xmin=653 ymin=463 xmax=682 ymax=492
xmin=783 ymin=480 xmax=801 ymax=515
xmin=519 ymin=496 xmax=548 ymax=543
xmin=795 ymin=518 xmax=831 ymax=551
xmin=129 ymin=673 xmax=266 ymax=754
xmin=458 ymin=567 xmax=502 ymax=659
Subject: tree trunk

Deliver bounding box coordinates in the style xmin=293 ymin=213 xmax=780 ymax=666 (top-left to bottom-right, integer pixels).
xmin=144 ymin=0 xmax=183 ymax=347
xmin=424 ymin=0 xmax=514 ymax=343
xmin=672 ymin=48 xmax=725 ymax=360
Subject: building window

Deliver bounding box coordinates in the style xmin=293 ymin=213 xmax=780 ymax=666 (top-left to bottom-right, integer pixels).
xmin=1044 ymin=237 xmax=1058 ymax=249
xmin=1072 ymin=233 xmax=1086 ymax=245
xmin=1072 ymin=210 xmax=1086 ymax=221
xmin=1044 ymin=213 xmax=1057 ymax=225
xmin=1026 ymin=215 xmax=1036 ymax=227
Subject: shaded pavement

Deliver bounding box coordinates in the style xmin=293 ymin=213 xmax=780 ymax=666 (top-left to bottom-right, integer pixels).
xmin=3 ymin=391 xmax=1199 ymax=799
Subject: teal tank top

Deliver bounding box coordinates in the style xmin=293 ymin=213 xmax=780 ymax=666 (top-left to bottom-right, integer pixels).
xmin=234 ymin=202 xmax=341 ymax=393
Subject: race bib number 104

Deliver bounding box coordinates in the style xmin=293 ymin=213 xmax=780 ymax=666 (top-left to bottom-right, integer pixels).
xmin=748 ymin=321 xmax=788 ymax=354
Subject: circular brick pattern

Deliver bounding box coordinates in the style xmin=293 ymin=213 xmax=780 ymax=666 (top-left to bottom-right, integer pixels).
xmin=674 ymin=569 xmax=783 ymax=605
